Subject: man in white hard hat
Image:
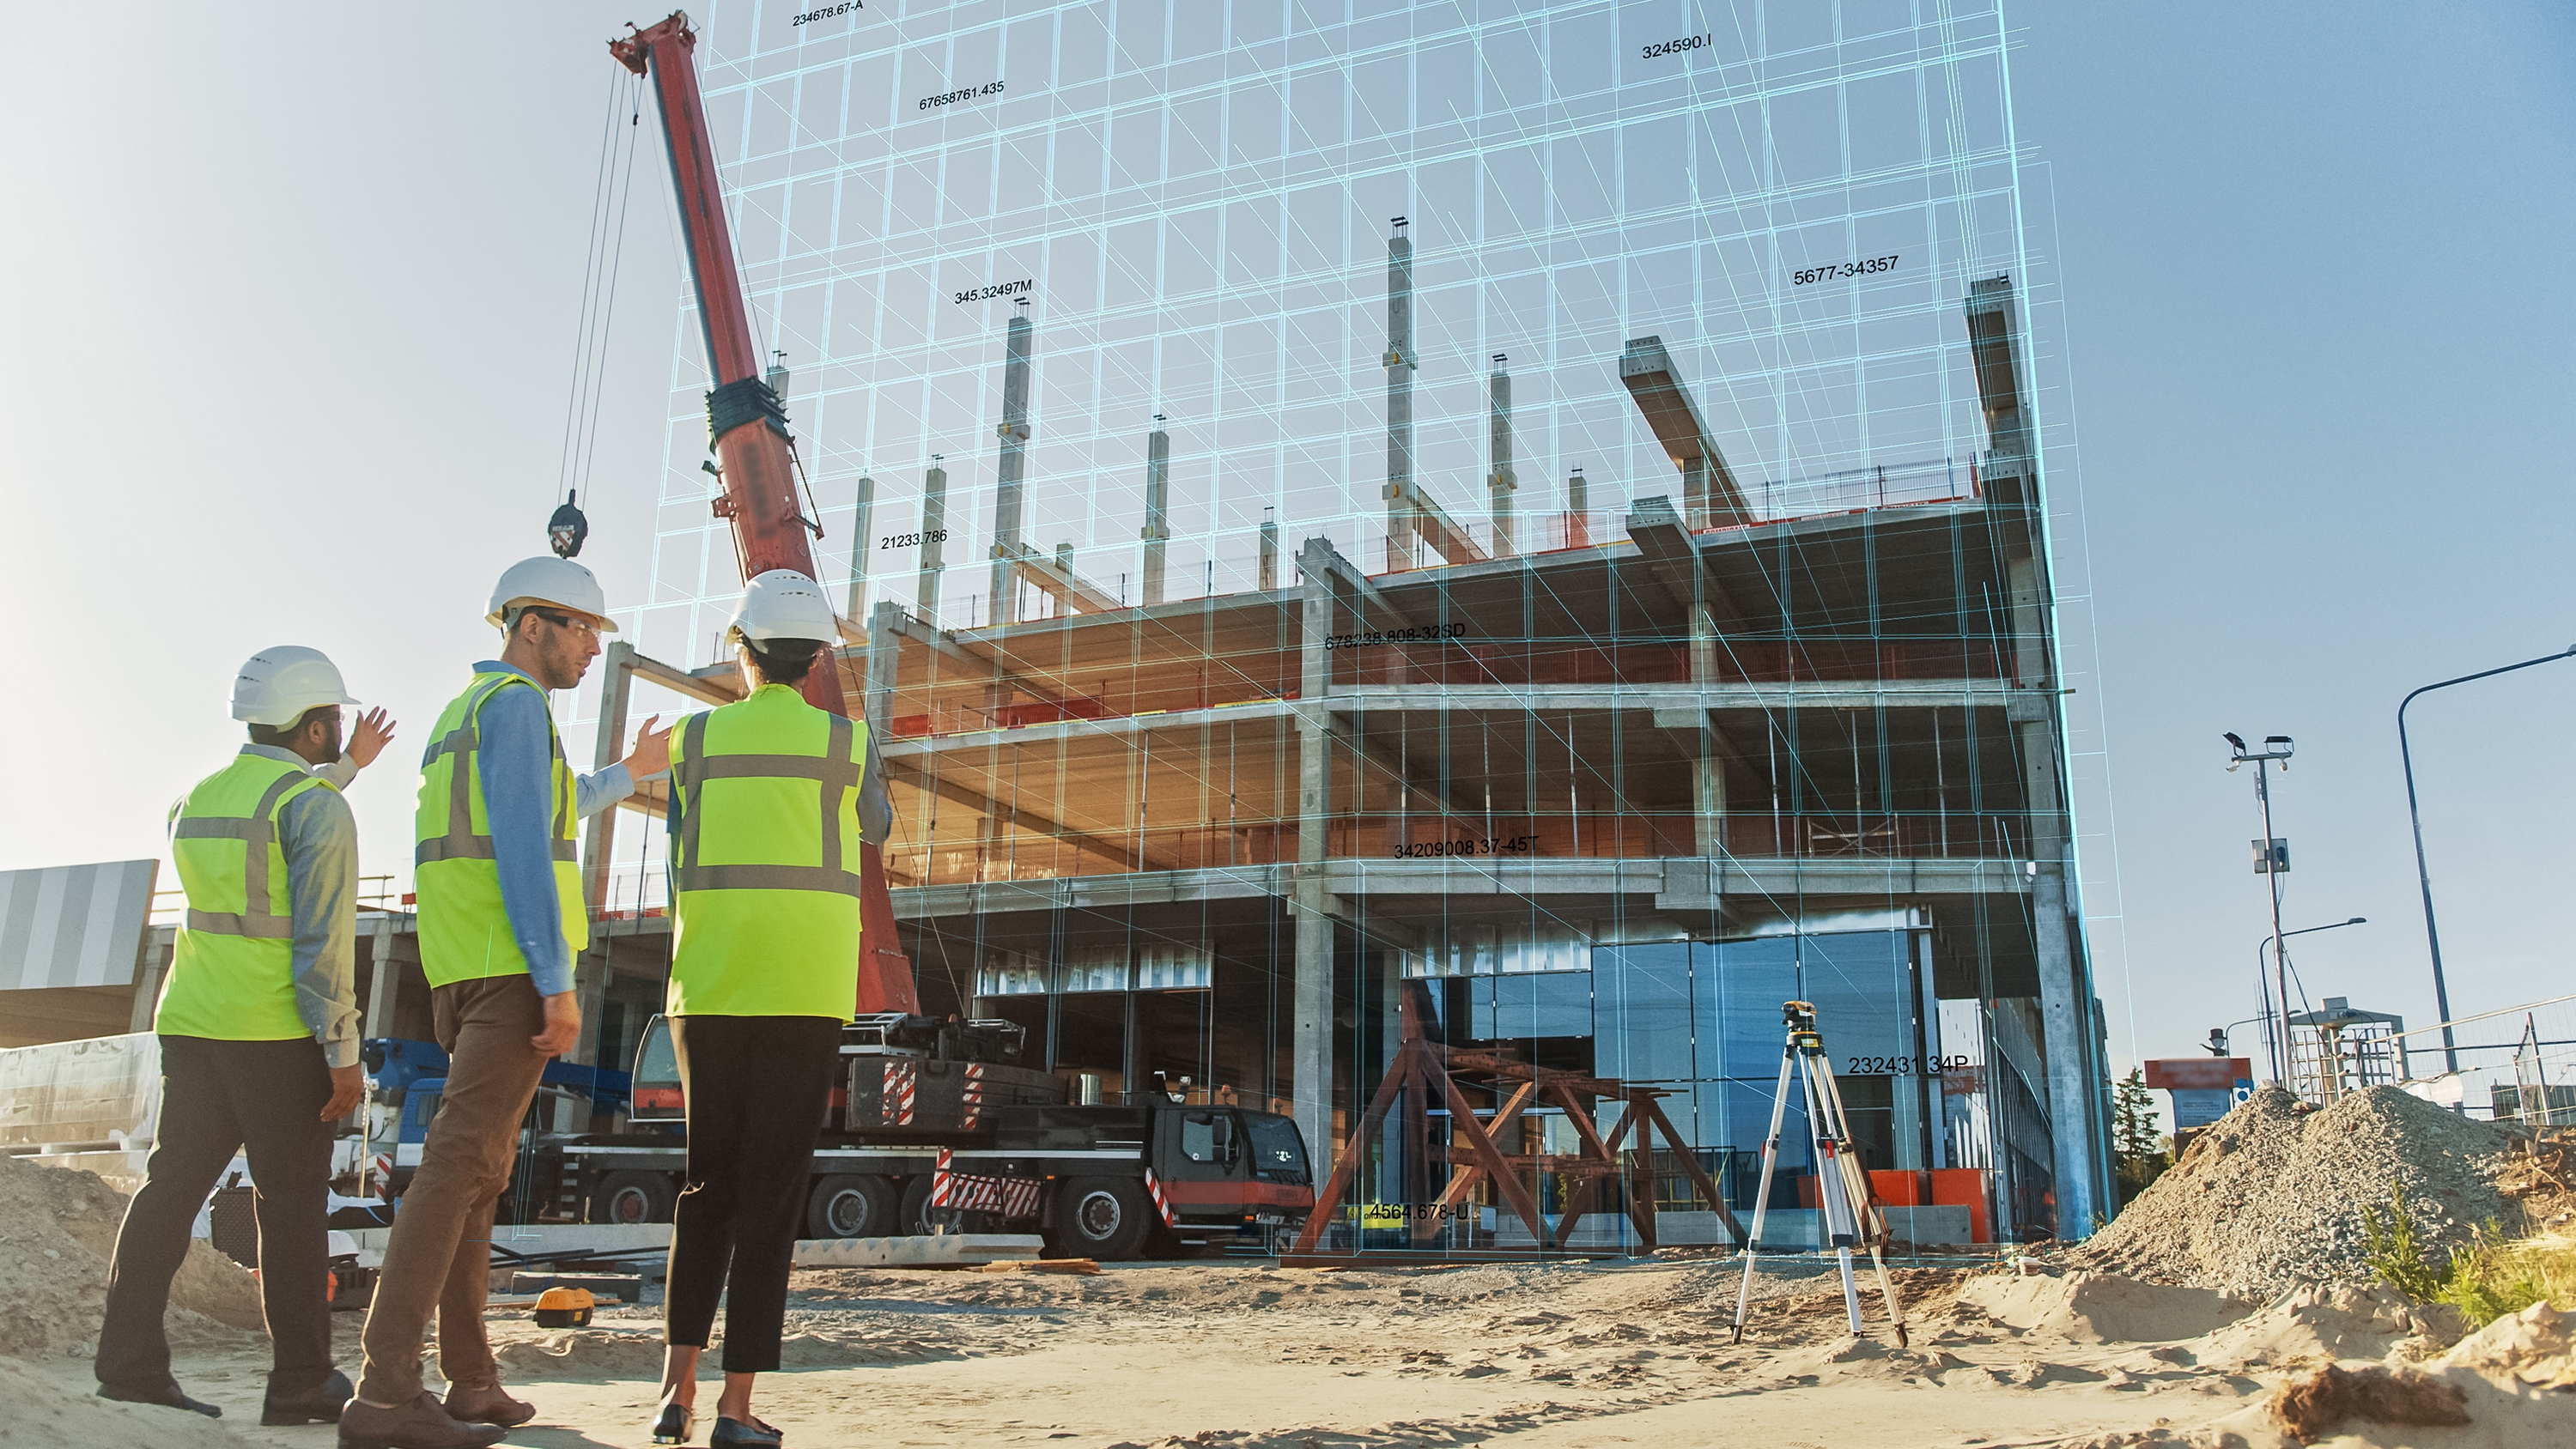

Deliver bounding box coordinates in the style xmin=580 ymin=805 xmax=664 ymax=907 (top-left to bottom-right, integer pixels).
xmin=95 ymin=647 xmax=374 ymax=1424
xmin=343 ymin=558 xmax=672 ymax=1449
xmin=648 ymin=571 xmax=887 ymax=1447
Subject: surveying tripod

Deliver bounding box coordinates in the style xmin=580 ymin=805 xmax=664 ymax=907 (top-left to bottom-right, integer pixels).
xmin=1729 ymin=1000 xmax=1909 ymax=1346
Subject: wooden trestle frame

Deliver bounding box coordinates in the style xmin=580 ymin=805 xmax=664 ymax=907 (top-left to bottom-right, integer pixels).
xmin=1291 ymin=981 xmax=1746 ymax=1255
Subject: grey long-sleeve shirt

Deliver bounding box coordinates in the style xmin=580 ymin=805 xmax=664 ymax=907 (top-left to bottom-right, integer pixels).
xmin=194 ymin=745 xmax=363 ymax=1068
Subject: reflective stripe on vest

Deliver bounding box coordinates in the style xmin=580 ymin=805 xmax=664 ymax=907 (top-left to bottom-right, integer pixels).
xmin=670 ymin=710 xmax=864 ymax=898
xmin=412 ymin=670 xmax=588 ymax=987
xmin=665 ymin=687 xmax=868 ymax=1021
xmin=156 ymin=753 xmax=328 ymax=1040
xmin=416 ymin=676 xmax=577 ymax=866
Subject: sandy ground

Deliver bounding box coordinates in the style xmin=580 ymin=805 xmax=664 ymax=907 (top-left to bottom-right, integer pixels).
xmin=15 ymin=1255 xmax=2576 ymax=1449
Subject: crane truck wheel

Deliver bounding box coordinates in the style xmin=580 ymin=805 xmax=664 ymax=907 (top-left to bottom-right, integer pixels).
xmin=590 ymin=1170 xmax=676 ymax=1225
xmin=896 ymin=1173 xmax=938 ymax=1236
xmin=806 ymin=1174 xmax=898 ymax=1239
xmin=1052 ymin=1177 xmax=1152 ymax=1261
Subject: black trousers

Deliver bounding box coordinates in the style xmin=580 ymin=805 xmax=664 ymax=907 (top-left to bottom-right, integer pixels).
xmin=96 ymin=1034 xmax=334 ymax=1395
xmin=664 ymin=1015 xmax=841 ymax=1373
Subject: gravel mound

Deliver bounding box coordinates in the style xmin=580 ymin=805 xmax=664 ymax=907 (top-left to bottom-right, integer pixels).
xmin=2076 ymin=1085 xmax=2514 ymax=1299
xmin=0 ymin=1155 xmax=264 ymax=1359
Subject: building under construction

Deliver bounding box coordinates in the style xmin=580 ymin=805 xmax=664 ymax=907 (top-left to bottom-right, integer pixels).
xmin=548 ymin=253 xmax=2114 ymax=1241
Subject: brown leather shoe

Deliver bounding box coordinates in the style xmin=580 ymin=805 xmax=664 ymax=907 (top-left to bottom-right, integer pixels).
xmin=337 ymin=1392 xmax=509 ymax=1449
xmin=442 ymin=1382 xmax=537 ymax=1428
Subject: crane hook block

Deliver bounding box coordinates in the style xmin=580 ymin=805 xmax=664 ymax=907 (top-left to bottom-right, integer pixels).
xmin=548 ymin=494 xmax=590 ymax=559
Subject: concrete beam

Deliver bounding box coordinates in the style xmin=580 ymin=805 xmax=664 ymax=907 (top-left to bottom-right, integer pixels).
xmin=1618 ymin=336 xmax=1753 ymax=529
xmin=1336 ymin=682 xmax=2020 ymax=714
xmin=1624 ymin=495 xmax=1750 ymax=631
xmin=1299 ymin=535 xmax=1411 ymax=633
xmin=882 ymin=853 xmax=2035 ymax=920
xmin=999 ymin=540 xmax=1121 ymax=615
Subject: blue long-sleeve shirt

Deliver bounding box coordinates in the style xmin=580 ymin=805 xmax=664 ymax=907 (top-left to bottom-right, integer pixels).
xmin=472 ymin=660 xmax=633 ymax=996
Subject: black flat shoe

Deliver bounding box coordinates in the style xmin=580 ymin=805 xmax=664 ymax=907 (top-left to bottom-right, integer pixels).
xmin=98 ymin=1379 xmax=221 ymax=1417
xmin=651 ymin=1400 xmax=696 ymax=1445
xmin=710 ymin=1415 xmax=782 ymax=1447
xmin=264 ymin=1368 xmax=355 ymax=1425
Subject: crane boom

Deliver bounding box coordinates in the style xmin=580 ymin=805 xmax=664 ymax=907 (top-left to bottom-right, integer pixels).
xmin=611 ymin=10 xmax=920 ymax=1016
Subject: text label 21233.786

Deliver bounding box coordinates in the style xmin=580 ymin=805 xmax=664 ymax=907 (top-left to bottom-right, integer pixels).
xmin=1845 ymin=1054 xmax=1972 ymax=1076
xmin=881 ymin=530 xmax=949 ymax=550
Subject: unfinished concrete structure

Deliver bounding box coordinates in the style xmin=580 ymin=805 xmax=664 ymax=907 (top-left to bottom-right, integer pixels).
xmin=545 ymin=268 xmax=2115 ymax=1242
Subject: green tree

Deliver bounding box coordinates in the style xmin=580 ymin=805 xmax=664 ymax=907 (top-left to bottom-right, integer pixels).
xmin=2111 ymin=1066 xmax=2170 ymax=1206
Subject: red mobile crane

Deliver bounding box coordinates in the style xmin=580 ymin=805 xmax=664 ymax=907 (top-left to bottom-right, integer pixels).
xmin=610 ymin=11 xmax=916 ymax=1016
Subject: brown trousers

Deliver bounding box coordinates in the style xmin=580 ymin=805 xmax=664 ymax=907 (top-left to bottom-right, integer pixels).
xmin=355 ymin=975 xmax=551 ymax=1404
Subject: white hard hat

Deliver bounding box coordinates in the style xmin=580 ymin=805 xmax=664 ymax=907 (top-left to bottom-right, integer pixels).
xmin=231 ymin=646 xmax=359 ymax=728
xmin=727 ymin=570 xmax=841 ymax=646
xmin=485 ymin=556 xmax=618 ymax=633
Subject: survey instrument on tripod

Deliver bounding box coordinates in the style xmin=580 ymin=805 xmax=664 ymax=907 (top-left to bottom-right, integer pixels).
xmin=1729 ymin=999 xmax=1909 ymax=1347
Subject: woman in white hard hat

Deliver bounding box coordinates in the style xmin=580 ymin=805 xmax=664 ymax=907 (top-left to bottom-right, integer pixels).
xmin=651 ymin=571 xmax=890 ymax=1448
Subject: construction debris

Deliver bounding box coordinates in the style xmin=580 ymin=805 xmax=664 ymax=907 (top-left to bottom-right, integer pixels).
xmin=2074 ymin=1085 xmax=2516 ymax=1298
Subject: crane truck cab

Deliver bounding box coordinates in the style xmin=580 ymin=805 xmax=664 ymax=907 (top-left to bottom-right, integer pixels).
xmin=554 ymin=1013 xmax=1313 ymax=1259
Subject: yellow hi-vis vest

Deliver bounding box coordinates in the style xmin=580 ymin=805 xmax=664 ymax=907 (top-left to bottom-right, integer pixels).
xmin=413 ymin=670 xmax=587 ymax=988
xmin=156 ymin=751 xmax=332 ymax=1041
xmin=665 ymin=682 xmax=867 ymax=1020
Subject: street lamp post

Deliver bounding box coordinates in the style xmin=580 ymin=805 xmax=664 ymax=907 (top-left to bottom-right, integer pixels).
xmin=2399 ymin=646 xmax=2576 ymax=1075
xmin=2227 ymin=733 xmax=2297 ymax=1082
xmin=2251 ymin=917 xmax=2367 ymax=1082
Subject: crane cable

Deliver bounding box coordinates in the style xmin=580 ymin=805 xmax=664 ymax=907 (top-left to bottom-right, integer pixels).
xmin=553 ymin=67 xmax=647 ymax=518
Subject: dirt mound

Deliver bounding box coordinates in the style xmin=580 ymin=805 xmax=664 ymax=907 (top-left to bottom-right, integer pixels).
xmin=1955 ymin=1270 xmax=2251 ymax=1343
xmin=0 ymin=1355 xmax=254 ymax=1447
xmin=2075 ymin=1086 xmax=2514 ymax=1299
xmin=2439 ymin=1300 xmax=2576 ymax=1390
xmin=0 ymin=1155 xmax=264 ymax=1358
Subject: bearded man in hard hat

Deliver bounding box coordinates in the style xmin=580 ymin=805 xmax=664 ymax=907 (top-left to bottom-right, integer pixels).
xmin=647 ymin=570 xmax=887 ymax=1449
xmin=343 ymin=557 xmax=671 ymax=1449
xmin=94 ymin=647 xmax=373 ymax=1424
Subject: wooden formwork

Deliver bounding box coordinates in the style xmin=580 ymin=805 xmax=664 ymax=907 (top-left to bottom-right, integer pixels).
xmin=1290 ymin=981 xmax=1744 ymax=1256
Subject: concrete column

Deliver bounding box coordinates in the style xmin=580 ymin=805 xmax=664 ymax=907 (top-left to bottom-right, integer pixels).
xmin=364 ymin=918 xmax=398 ymax=1040
xmin=1140 ymin=418 xmax=1170 ymax=607
xmin=1565 ymin=465 xmax=1589 ymax=549
xmin=127 ymin=932 xmax=170 ymax=1034
xmin=865 ymin=601 xmax=902 ymax=737
xmin=582 ymin=640 xmax=635 ymax=913
xmin=1258 ymin=511 xmax=1279 ymax=591
xmin=1487 ymin=355 xmax=1516 ymax=556
xmin=1293 ymin=538 xmax=1340 ymax=1175
xmin=986 ymin=308 xmax=1036 ymax=627
xmin=915 ymin=458 xmax=949 ymax=625
xmin=846 ymin=474 xmax=875 ymax=621
xmin=1689 ymin=590 xmax=1722 ymax=859
xmin=2007 ymin=552 xmax=2100 ymax=1237
xmin=1381 ymin=222 xmax=1416 ymax=572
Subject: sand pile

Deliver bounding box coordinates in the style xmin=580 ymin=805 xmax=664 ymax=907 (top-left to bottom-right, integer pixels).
xmin=0 ymin=1155 xmax=264 ymax=1359
xmin=2076 ymin=1086 xmax=2514 ymax=1298
xmin=0 ymin=1355 xmax=252 ymax=1448
xmin=1957 ymin=1270 xmax=2251 ymax=1342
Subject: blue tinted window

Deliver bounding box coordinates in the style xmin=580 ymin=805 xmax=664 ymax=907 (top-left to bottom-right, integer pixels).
xmin=1468 ymin=971 xmax=1593 ymax=1040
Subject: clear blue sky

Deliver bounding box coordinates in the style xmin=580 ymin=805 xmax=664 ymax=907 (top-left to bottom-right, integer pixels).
xmin=2 ymin=3 xmax=2567 ymax=1082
